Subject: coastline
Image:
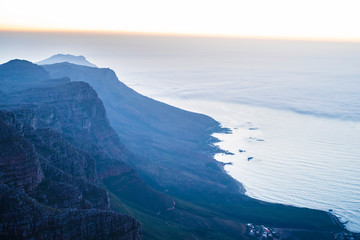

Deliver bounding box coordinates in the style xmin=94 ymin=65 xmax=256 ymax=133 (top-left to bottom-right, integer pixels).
xmin=204 ymin=106 xmax=360 ymax=235
xmin=217 ymin=160 xmax=246 ymax=194
xmin=210 ymin=124 xmax=354 ymax=239
xmin=115 ymin=89 xmax=359 ymax=234
xmin=175 ymin=99 xmax=359 ymax=233
xmin=210 ymin=122 xmax=351 ymax=229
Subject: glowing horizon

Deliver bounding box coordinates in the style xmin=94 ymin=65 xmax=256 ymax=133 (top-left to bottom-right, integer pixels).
xmin=1 ymin=28 xmax=359 ymax=43
xmin=1 ymin=0 xmax=359 ymax=42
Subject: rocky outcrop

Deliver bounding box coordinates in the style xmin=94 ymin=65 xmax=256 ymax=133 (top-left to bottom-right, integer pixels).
xmin=30 ymin=128 xmax=99 ymax=184
xmin=0 ymin=60 xmax=142 ymax=239
xmin=0 ymin=109 xmax=141 ymax=239
xmin=4 ymin=81 xmax=132 ymax=178
xmin=1 ymin=65 xmax=175 ymax=213
xmin=0 ymin=184 xmax=141 ymax=240
xmin=0 ymin=111 xmax=43 ymax=192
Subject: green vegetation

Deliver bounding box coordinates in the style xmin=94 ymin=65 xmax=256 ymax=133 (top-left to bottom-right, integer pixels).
xmin=108 ymin=193 xmax=244 ymax=240
xmin=107 ymin=180 xmax=340 ymax=240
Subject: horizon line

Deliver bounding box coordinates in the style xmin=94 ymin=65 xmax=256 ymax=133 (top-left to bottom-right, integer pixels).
xmin=1 ymin=27 xmax=360 ymax=43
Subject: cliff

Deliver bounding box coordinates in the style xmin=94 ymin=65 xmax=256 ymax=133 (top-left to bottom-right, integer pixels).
xmin=0 ymin=110 xmax=141 ymax=239
xmin=1 ymin=69 xmax=175 ymax=213
xmin=0 ymin=60 xmax=142 ymax=239
xmin=0 ymin=111 xmax=43 ymax=192
xmin=0 ymin=184 xmax=140 ymax=240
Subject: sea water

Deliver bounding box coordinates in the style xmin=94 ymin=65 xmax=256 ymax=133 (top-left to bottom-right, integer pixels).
xmin=102 ymin=36 xmax=360 ymax=231
xmin=156 ymin=99 xmax=360 ymax=232
xmin=1 ymin=32 xmax=359 ymax=231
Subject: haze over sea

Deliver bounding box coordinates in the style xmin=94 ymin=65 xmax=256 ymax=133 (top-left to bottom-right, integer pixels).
xmin=1 ymin=32 xmax=359 ymax=231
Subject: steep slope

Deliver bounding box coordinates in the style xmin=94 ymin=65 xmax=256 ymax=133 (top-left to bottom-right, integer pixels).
xmin=1 ymin=78 xmax=175 ymax=213
xmin=0 ymin=110 xmax=141 ymax=240
xmin=0 ymin=111 xmax=43 ymax=192
xmin=0 ymin=184 xmax=140 ymax=240
xmin=42 ymin=62 xmax=240 ymax=197
xmin=0 ymin=61 xmax=148 ymax=239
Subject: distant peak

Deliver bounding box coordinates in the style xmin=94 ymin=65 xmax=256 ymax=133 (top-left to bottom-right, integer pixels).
xmin=0 ymin=59 xmax=43 ymax=70
xmin=36 ymin=54 xmax=97 ymax=68
xmin=0 ymin=59 xmax=50 ymax=84
xmin=3 ymin=59 xmax=34 ymax=66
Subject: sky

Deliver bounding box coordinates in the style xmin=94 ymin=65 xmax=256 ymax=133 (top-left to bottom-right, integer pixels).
xmin=0 ymin=0 xmax=359 ymax=41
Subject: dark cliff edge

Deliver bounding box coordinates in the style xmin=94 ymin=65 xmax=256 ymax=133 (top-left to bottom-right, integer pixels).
xmin=0 ymin=58 xmax=354 ymax=240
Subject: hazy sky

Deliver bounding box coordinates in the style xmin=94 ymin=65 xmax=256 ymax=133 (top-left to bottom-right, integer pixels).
xmin=0 ymin=0 xmax=359 ymax=40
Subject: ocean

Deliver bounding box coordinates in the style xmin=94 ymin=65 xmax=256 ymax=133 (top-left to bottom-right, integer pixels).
xmin=1 ymin=31 xmax=359 ymax=231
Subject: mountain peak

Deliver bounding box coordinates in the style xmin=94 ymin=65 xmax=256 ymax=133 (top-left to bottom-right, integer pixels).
xmin=0 ymin=59 xmax=50 ymax=84
xmin=1 ymin=59 xmax=37 ymax=68
xmin=37 ymin=54 xmax=97 ymax=68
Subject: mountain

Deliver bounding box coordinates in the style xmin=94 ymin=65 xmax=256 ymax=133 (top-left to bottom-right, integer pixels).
xmin=0 ymin=61 xmax=144 ymax=239
xmin=0 ymin=109 xmax=141 ymax=240
xmin=0 ymin=115 xmax=140 ymax=239
xmin=0 ymin=58 xmax=352 ymax=240
xmin=0 ymin=59 xmax=51 ymax=92
xmin=37 ymin=54 xmax=97 ymax=68
xmin=41 ymin=61 xmax=240 ymax=199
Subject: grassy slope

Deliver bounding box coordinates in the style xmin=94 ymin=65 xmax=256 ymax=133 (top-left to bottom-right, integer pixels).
xmin=106 ymin=179 xmax=341 ymax=240
xmin=108 ymin=193 xmax=246 ymax=240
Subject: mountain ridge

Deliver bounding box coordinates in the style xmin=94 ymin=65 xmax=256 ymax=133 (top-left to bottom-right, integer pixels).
xmin=0 ymin=61 xmax=143 ymax=239
xmin=42 ymin=61 xmax=241 ymax=198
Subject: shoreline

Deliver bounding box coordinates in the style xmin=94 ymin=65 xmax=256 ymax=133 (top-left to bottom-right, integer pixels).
xmin=217 ymin=161 xmax=246 ymax=194
xmin=118 ymin=87 xmax=359 ymax=234
xmin=210 ymin=121 xmax=353 ymax=233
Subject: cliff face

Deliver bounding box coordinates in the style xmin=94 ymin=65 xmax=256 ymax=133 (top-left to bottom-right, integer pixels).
xmin=4 ymin=81 xmax=132 ymax=178
xmin=0 ymin=184 xmax=140 ymax=240
xmin=0 ymin=111 xmax=141 ymax=239
xmin=0 ymin=60 xmax=142 ymax=239
xmin=1 ymin=78 xmax=175 ymax=213
xmin=0 ymin=111 xmax=43 ymax=192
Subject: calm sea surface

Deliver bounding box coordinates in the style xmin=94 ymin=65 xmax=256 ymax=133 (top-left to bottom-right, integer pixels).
xmin=1 ymin=32 xmax=359 ymax=231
